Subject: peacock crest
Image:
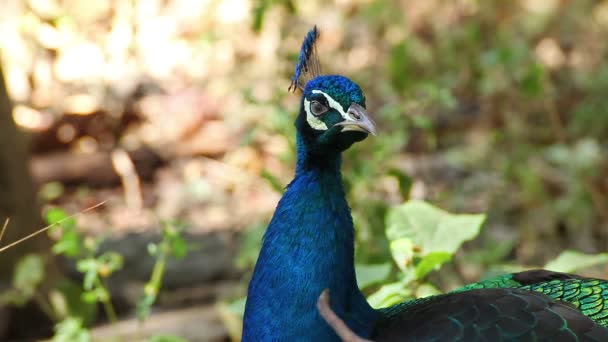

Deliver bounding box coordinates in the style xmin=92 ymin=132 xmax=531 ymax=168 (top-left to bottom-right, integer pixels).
xmin=289 ymin=25 xmax=322 ymax=92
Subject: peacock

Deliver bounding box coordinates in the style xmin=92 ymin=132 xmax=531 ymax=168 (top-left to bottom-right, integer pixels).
xmin=242 ymin=26 xmax=608 ymax=341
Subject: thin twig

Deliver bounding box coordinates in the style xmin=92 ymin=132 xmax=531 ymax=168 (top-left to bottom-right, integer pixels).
xmin=0 ymin=218 xmax=9 ymax=243
xmin=0 ymin=201 xmax=107 ymax=253
xmin=317 ymin=289 xmax=374 ymax=342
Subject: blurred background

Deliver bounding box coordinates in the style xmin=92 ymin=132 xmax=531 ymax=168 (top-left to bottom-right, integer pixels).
xmin=0 ymin=0 xmax=607 ymax=341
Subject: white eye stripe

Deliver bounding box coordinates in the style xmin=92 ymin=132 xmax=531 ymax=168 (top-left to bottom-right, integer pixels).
xmin=311 ymin=90 xmax=352 ymax=121
xmin=304 ymin=97 xmax=328 ymax=131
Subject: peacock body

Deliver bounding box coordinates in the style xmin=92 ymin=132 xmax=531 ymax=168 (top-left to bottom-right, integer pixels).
xmin=242 ymin=26 xmax=608 ymax=341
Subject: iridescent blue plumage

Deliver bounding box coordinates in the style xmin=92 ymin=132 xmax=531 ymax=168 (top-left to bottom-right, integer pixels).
xmin=243 ymin=71 xmax=378 ymax=340
xmin=243 ymin=26 xmax=608 ymax=341
xmin=304 ymin=76 xmax=365 ymax=106
xmin=289 ymin=25 xmax=322 ymax=92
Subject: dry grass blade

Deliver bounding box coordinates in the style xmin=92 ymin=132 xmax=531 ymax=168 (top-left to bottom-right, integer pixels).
xmin=0 ymin=218 xmax=9 ymax=243
xmin=0 ymin=201 xmax=107 ymax=253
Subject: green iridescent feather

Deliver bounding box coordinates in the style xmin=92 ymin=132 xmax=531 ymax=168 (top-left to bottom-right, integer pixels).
xmin=456 ymin=271 xmax=608 ymax=327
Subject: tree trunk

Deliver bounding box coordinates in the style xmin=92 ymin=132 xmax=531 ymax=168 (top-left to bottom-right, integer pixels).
xmin=0 ymin=60 xmax=52 ymax=278
xmin=0 ymin=61 xmax=58 ymax=338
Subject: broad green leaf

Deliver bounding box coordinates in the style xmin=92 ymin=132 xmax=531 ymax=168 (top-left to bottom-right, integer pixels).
xmin=386 ymin=200 xmax=485 ymax=256
xmin=389 ymin=238 xmax=414 ymax=272
xmin=544 ymin=250 xmax=608 ymax=273
xmin=367 ymin=281 xmax=412 ymax=309
xmin=13 ymin=254 xmax=45 ymax=296
xmin=355 ymin=263 xmax=392 ymax=289
xmin=414 ymin=283 xmax=442 ymax=298
xmin=415 ymin=252 xmax=452 ymax=279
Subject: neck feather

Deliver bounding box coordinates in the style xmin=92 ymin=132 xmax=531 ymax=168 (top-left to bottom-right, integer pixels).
xmin=243 ymin=133 xmax=377 ymax=341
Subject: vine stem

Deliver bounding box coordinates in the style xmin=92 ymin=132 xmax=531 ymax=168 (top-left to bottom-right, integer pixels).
xmin=99 ymin=278 xmax=118 ymax=324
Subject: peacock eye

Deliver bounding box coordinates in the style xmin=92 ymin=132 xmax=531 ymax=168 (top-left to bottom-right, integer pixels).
xmin=310 ymin=100 xmax=328 ymax=116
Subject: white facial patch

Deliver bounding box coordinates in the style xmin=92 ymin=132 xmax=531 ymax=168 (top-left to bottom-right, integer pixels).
xmin=311 ymin=90 xmax=360 ymax=122
xmin=304 ymin=90 xmax=362 ymax=131
xmin=304 ymin=97 xmax=328 ymax=130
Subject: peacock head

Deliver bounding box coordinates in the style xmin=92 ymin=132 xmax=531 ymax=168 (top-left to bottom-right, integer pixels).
xmin=290 ymin=27 xmax=377 ymax=154
xmin=296 ymin=75 xmax=377 ymax=152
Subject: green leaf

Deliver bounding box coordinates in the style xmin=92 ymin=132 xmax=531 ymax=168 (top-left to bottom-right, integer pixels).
xmin=389 ymin=238 xmax=414 ymax=272
xmin=355 ymin=263 xmax=392 ymax=289
xmin=169 ymin=236 xmax=188 ymax=259
xmin=52 ymin=317 xmax=91 ymax=342
xmin=82 ymin=287 xmax=109 ymax=303
xmin=147 ymin=243 xmax=158 ymax=256
xmin=162 ymin=223 xmax=188 ymax=259
xmin=367 ymin=281 xmax=412 ymax=309
xmin=45 ymin=207 xmax=76 ymax=230
xmin=97 ymin=252 xmax=124 ymax=276
xmin=52 ymin=280 xmax=97 ymax=324
xmin=52 ymin=230 xmax=82 ymax=257
xmin=39 ymin=182 xmax=65 ymax=201
xmin=386 ymin=200 xmax=485 ymax=256
xmin=77 ymin=259 xmax=98 ymax=290
xmin=13 ymin=254 xmax=45 ymax=297
xmin=544 ymin=250 xmax=608 ymax=273
xmin=415 ymin=252 xmax=452 ymax=279
xmin=414 ymin=283 xmax=441 ymax=298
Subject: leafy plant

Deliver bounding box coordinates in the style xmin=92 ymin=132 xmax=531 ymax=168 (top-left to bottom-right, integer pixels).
xmin=544 ymin=250 xmax=608 ymax=273
xmin=0 ymin=207 xmax=193 ymax=341
xmin=367 ymin=200 xmax=486 ymax=308
xmin=52 ymin=317 xmax=91 ymax=342
xmin=46 ymin=208 xmax=122 ymax=323
xmin=138 ymin=221 xmax=190 ymax=322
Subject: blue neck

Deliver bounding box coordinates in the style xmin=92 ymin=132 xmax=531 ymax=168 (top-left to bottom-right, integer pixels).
xmin=243 ymin=134 xmax=378 ymax=341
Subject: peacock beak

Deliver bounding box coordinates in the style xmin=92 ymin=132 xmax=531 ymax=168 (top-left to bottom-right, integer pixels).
xmin=335 ymin=103 xmax=378 ymax=136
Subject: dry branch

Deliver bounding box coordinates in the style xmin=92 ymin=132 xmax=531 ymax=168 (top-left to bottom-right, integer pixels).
xmin=317 ymin=289 xmax=374 ymax=342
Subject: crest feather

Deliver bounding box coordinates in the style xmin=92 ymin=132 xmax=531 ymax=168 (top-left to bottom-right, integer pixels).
xmin=289 ymin=26 xmax=322 ymax=92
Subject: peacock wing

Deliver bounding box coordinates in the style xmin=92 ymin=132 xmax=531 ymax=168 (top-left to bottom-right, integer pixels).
xmin=456 ymin=269 xmax=608 ymax=327
xmin=372 ymin=287 xmax=608 ymax=342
